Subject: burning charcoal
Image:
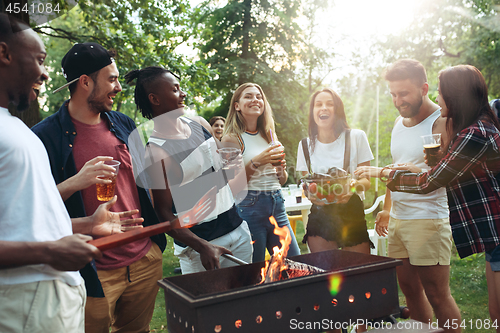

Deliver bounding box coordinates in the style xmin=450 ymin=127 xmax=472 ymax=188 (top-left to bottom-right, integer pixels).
xmin=285 ymin=258 xmax=325 ymax=272
xmin=282 ymin=258 xmax=325 ymax=279
xmin=262 ymin=257 xmax=325 ymax=284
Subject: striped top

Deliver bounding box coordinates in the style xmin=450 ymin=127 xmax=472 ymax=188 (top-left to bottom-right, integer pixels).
xmin=147 ymin=117 xmax=242 ymax=248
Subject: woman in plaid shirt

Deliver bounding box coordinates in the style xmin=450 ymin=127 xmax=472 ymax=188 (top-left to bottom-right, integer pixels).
xmin=356 ymin=65 xmax=500 ymax=326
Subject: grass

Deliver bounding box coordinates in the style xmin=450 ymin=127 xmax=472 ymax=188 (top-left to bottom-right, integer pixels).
xmin=150 ymin=215 xmax=491 ymax=332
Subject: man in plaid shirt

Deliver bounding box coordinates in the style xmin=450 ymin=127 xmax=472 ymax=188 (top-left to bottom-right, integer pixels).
xmin=386 ymin=119 xmax=500 ymax=259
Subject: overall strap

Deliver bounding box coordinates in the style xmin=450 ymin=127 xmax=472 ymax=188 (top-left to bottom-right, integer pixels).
xmin=343 ymin=129 xmax=351 ymax=172
xmin=301 ymin=138 xmax=311 ymax=173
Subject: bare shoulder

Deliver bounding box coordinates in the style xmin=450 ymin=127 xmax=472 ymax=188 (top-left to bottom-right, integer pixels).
xmin=432 ymin=116 xmax=447 ymax=135
xmin=221 ymin=133 xmax=241 ymax=149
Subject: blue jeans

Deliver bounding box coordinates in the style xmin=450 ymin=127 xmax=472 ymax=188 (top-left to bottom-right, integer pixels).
xmin=236 ymin=189 xmax=301 ymax=263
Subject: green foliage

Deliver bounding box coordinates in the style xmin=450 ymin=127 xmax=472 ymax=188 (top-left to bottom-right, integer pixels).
xmin=195 ymin=0 xmax=312 ymax=182
xmin=380 ymin=0 xmax=500 ymax=97
xmin=37 ymin=0 xmax=215 ymax=120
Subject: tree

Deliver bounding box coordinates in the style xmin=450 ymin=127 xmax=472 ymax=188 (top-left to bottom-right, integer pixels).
xmin=380 ymin=0 xmax=500 ymax=96
xmin=195 ymin=0 xmax=305 ymax=110
xmin=298 ymin=0 xmax=338 ymax=95
xmin=35 ymin=0 xmax=215 ymax=122
xmin=195 ymin=0 xmax=312 ymax=182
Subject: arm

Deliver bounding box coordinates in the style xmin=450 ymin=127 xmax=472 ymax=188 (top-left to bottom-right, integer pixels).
xmin=222 ymin=134 xmax=284 ymax=182
xmin=386 ymin=124 xmax=491 ymax=194
xmin=375 ymin=188 xmax=391 ymax=237
xmin=57 ymin=156 xmax=116 ymax=201
xmin=274 ymin=134 xmax=288 ymax=185
xmin=0 ymin=235 xmax=101 ymax=271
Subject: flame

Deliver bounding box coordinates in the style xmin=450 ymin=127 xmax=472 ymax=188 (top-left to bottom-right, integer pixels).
xmin=250 ymin=240 xmax=256 ymax=245
xmin=328 ymin=273 xmax=344 ymax=296
xmin=259 ymin=216 xmax=292 ymax=284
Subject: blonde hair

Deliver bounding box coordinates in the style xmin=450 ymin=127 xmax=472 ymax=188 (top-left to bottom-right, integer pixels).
xmin=223 ymin=83 xmax=276 ymax=143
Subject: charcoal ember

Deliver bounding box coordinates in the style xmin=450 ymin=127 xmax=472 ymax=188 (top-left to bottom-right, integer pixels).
xmin=265 ymin=257 xmax=325 ymax=282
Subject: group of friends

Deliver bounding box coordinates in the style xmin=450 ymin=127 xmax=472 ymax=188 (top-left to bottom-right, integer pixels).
xmin=0 ymin=13 xmax=499 ymax=333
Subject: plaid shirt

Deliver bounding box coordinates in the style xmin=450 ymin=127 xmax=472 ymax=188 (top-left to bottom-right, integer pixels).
xmin=387 ymin=119 xmax=500 ymax=258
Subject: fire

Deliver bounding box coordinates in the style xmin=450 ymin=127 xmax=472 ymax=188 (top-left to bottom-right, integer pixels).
xmin=259 ymin=216 xmax=291 ymax=283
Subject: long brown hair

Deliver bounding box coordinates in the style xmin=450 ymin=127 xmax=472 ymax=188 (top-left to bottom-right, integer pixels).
xmin=439 ymin=65 xmax=500 ymax=148
xmin=308 ymin=88 xmax=350 ymax=154
xmin=224 ymin=83 xmax=275 ymax=143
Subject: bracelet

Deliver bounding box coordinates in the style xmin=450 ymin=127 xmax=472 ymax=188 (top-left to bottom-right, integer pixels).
xmin=379 ymin=167 xmax=389 ymax=183
xmin=250 ymin=159 xmax=259 ymax=169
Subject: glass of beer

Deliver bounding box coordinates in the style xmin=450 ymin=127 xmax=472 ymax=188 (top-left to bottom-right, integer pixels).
xmin=96 ymin=160 xmax=120 ymax=201
xmin=421 ymin=134 xmax=441 ymax=167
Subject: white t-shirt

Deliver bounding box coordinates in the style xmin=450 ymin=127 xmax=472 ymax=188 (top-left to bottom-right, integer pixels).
xmin=296 ymin=129 xmax=374 ymax=175
xmin=0 ymin=107 xmax=81 ymax=286
xmin=241 ymin=132 xmax=281 ymax=191
xmin=296 ymin=129 xmax=373 ymax=200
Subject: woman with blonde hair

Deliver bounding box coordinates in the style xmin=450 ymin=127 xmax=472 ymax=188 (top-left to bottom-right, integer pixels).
xmin=223 ymin=83 xmax=300 ymax=262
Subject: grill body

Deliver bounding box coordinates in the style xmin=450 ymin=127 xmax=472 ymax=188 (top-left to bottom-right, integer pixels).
xmin=158 ymin=249 xmax=402 ymax=333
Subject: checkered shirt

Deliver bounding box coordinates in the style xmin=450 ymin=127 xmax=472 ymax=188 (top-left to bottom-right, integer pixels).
xmin=387 ymin=119 xmax=500 ymax=258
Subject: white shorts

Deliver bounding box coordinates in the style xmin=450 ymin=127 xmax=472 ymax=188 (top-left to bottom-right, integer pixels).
xmin=0 ymin=279 xmax=86 ymax=332
xmin=177 ymin=221 xmax=253 ymax=274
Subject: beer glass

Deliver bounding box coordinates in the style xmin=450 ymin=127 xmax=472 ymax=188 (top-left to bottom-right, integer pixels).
xmin=96 ymin=160 xmax=120 ymax=201
xmin=421 ymin=134 xmax=441 ymax=167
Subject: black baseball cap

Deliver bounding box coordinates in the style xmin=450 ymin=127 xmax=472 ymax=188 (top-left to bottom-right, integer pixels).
xmin=53 ymin=42 xmax=114 ymax=93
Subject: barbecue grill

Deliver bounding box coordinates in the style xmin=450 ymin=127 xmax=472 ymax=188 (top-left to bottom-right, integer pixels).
xmin=158 ymin=249 xmax=402 ymax=333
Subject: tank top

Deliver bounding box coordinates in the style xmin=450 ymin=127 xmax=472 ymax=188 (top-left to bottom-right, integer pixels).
xmin=390 ymin=109 xmax=449 ymax=219
xmin=147 ymin=117 xmax=242 ymax=247
xmin=240 ymin=132 xmax=281 ymax=191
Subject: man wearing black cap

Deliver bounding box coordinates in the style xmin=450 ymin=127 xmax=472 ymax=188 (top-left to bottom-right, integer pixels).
xmin=32 ymin=43 xmax=166 ymax=333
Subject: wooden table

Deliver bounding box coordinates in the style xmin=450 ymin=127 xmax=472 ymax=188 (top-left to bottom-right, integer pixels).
xmin=282 ymin=191 xmax=312 ymax=229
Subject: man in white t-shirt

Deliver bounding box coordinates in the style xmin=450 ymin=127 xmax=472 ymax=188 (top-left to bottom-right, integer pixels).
xmin=0 ymin=15 xmax=140 ymax=332
xmin=378 ymin=59 xmax=461 ymax=332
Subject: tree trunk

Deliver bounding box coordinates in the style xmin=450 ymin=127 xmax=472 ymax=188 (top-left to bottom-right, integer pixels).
xmin=239 ymin=0 xmax=252 ymax=85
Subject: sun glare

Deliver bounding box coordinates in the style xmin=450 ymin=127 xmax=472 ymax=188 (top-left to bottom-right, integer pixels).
xmin=323 ymin=0 xmax=419 ymax=38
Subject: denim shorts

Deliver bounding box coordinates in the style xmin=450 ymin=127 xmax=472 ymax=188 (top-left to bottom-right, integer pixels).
xmin=237 ymin=189 xmax=301 ymax=262
xmin=486 ymin=244 xmax=500 ymax=271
